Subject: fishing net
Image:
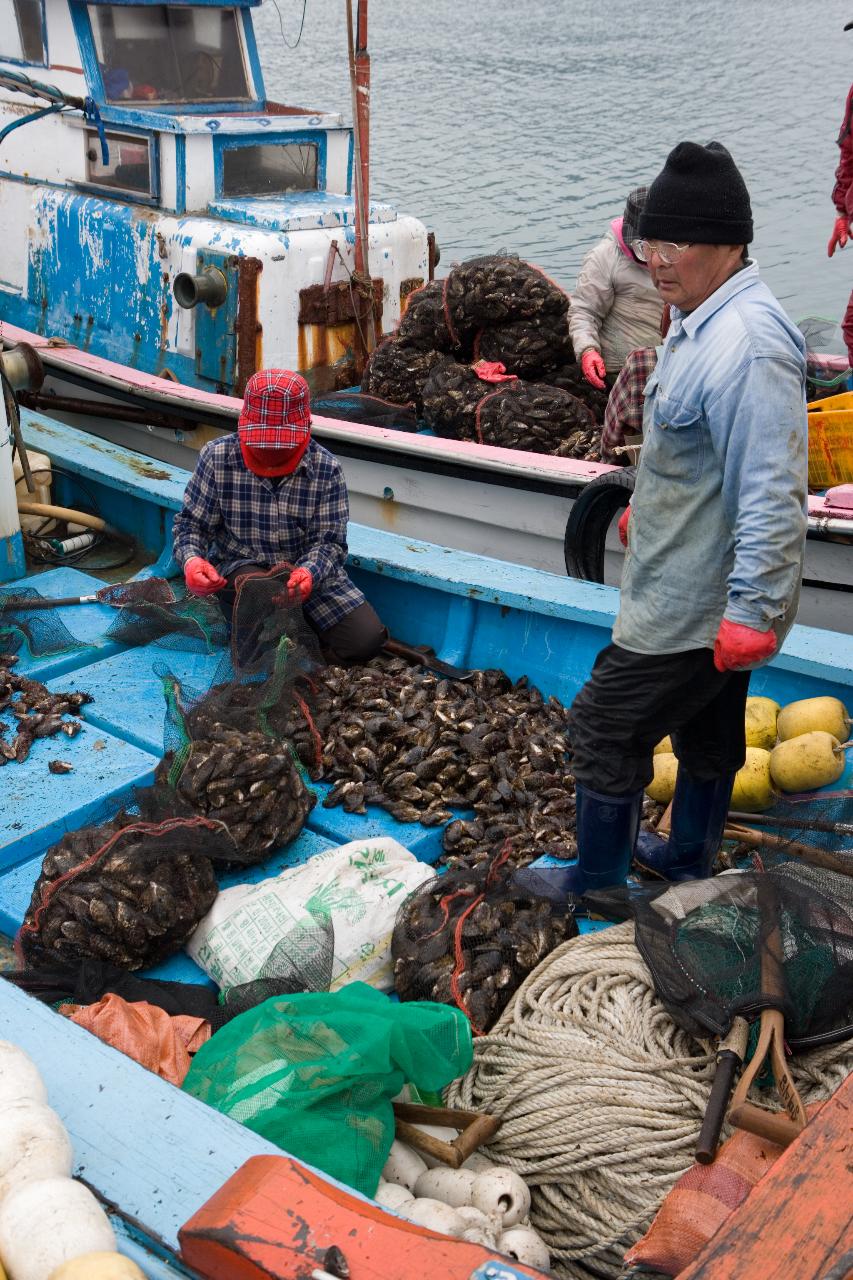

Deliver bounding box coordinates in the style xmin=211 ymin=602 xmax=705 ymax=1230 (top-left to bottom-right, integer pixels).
xmin=150 ymin=567 xmax=322 ymax=864
xmin=360 ymin=340 xmax=444 ymax=413
xmin=591 ymin=860 xmax=853 ymax=1050
xmin=476 ymin=380 xmax=597 ymax=455
xmin=17 ymin=806 xmax=228 ymax=970
xmin=182 ymin=981 xmax=473 ymax=1196
xmin=104 ymin=594 xmax=228 ymax=652
xmin=541 ymin=362 xmax=610 ymax=425
xmin=476 ymin=314 xmax=574 ymax=378
xmin=392 ymin=844 xmax=578 ymax=1034
xmin=0 ymin=658 xmax=91 ymax=765
xmin=443 ymin=255 xmax=569 ymax=336
xmin=798 ymin=315 xmax=851 ymax=396
xmin=0 ymin=587 xmax=82 ymax=658
xmin=311 ymin=389 xmax=420 ymax=433
xmin=397 ymin=279 xmax=461 ymax=352
xmin=421 ymin=359 xmax=490 ymax=440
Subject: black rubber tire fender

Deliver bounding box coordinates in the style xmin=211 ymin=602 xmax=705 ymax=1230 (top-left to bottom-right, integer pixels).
xmin=563 ymin=466 xmax=637 ymax=582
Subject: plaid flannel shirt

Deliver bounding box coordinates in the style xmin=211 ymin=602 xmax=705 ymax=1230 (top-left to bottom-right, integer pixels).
xmin=600 ymin=346 xmax=658 ymax=460
xmin=173 ymin=435 xmax=365 ymax=631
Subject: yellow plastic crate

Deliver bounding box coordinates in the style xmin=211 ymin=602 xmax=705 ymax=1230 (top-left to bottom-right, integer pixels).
xmin=807 ymin=390 xmax=853 ymax=488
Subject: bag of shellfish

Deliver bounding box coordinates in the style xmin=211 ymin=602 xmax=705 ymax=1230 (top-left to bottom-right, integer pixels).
xmin=391 ymin=843 xmax=578 ymax=1034
xmin=186 ymin=836 xmax=434 ymax=993
xmin=17 ymin=807 xmax=235 ymax=971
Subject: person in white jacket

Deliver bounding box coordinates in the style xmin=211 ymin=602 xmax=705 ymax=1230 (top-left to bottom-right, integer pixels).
xmin=569 ymin=187 xmax=665 ymax=390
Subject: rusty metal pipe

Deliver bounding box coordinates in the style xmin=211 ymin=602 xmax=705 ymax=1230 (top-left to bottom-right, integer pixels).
xmin=17 ymin=392 xmax=191 ymax=431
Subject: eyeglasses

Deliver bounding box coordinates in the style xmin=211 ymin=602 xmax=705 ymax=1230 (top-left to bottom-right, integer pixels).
xmin=631 ymin=239 xmax=693 ymax=266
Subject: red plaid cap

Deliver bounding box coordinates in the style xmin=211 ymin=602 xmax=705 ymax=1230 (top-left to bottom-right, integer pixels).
xmin=238 ymin=369 xmax=312 ymax=449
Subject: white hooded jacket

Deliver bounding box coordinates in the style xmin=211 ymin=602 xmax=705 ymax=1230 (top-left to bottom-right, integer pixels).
xmin=569 ymin=227 xmax=664 ymax=372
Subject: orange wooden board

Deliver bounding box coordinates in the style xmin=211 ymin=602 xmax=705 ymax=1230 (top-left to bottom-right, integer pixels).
xmin=179 ymin=1154 xmax=550 ymax=1280
xmin=679 ymin=1074 xmax=853 ymax=1280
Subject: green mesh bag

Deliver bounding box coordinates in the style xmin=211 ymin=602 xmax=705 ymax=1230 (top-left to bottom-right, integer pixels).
xmin=182 ymin=982 xmax=473 ymax=1195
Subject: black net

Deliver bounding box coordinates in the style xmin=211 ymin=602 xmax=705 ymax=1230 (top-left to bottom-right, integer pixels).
xmin=797 ymin=315 xmax=851 ymax=395
xmin=397 ymin=279 xmax=461 ymax=352
xmin=591 ymin=858 xmax=853 ymax=1051
xmin=17 ymin=806 xmax=229 ymax=970
xmin=540 ymin=362 xmax=611 ymax=425
xmin=360 ymin=341 xmax=444 ymax=414
xmin=0 ymin=658 xmax=92 ymax=765
xmin=477 ymin=380 xmax=597 ymax=456
xmin=104 ymin=595 xmax=228 ymax=652
xmin=443 ymin=254 xmax=569 ymax=333
xmin=219 ymin=918 xmax=336 ymax=1018
xmin=392 ymin=844 xmax=578 ymax=1034
xmin=476 ymin=314 xmax=574 ymax=379
xmin=150 ymin=567 xmax=321 ymax=865
xmin=310 ymin=389 xmax=420 ymax=432
xmin=421 ymin=358 xmax=490 ymax=440
xmin=0 ymin=587 xmax=82 ymax=658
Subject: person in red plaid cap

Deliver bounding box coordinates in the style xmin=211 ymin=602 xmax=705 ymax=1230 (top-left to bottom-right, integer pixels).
xmin=173 ymin=369 xmax=387 ymax=663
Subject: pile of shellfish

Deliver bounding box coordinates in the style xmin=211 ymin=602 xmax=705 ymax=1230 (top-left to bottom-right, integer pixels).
xmin=0 ymin=656 xmax=91 ymax=767
xmin=276 ymin=653 xmax=578 ymax=866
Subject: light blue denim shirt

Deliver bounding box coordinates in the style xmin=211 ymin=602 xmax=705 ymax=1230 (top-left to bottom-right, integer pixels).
xmin=613 ymin=260 xmax=808 ymax=659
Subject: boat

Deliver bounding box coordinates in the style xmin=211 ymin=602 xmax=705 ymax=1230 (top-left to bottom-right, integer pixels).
xmin=2 ymin=0 xmax=852 ymax=635
xmin=0 ymin=402 xmax=852 ymax=1277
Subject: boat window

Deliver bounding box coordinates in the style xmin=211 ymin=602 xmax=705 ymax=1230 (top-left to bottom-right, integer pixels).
xmin=88 ymin=4 xmax=251 ymax=104
xmin=84 ymin=128 xmax=153 ymax=196
xmin=0 ymin=0 xmax=45 ymax=62
xmin=220 ymin=142 xmax=318 ymax=197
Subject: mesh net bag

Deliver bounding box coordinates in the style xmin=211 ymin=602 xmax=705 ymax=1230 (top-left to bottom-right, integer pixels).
xmin=18 ymin=808 xmax=229 ymax=970
xmin=397 ymin=279 xmax=463 ymax=352
xmin=476 ymin=380 xmax=597 ymax=455
xmin=361 ymin=340 xmax=444 ymax=413
xmin=150 ymin=567 xmax=321 ymax=865
xmin=392 ymin=845 xmax=579 ymax=1034
xmin=104 ymin=595 xmax=228 ymax=652
xmin=476 ymin=314 xmax=574 ymax=379
xmin=421 ymin=358 xmax=490 ymax=440
xmin=443 ymin=255 xmax=569 ymax=335
xmin=541 ymin=362 xmax=610 ymax=424
xmin=797 ymin=315 xmax=851 ymax=395
xmin=0 ymin=659 xmax=92 ymax=765
xmin=592 ymin=861 xmax=853 ymax=1050
xmin=182 ymin=981 xmax=473 ymax=1195
xmin=218 ymin=920 xmax=337 ymax=1017
xmin=0 ymin=587 xmax=82 ymax=658
xmin=311 ymin=390 xmax=420 ymax=433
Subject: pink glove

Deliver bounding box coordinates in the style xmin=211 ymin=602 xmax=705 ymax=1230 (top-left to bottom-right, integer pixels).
xmin=713 ymin=619 xmax=777 ymax=672
xmin=184 ymin=556 xmax=226 ymax=596
xmin=618 ymin=506 xmax=630 ymax=548
xmin=580 ymin=349 xmax=607 ymax=390
xmin=287 ymin=567 xmax=313 ymax=603
xmin=828 ymin=215 xmax=850 ymax=257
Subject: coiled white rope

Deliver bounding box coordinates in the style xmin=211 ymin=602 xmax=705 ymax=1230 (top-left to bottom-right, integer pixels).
xmin=446 ymin=921 xmax=852 ymax=1280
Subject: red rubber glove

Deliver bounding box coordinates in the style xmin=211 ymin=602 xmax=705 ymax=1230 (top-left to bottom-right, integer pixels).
xmin=287 ymin=567 xmax=313 ymax=603
xmin=184 ymin=556 xmax=226 ymax=596
xmin=828 ymin=215 xmax=850 ymax=257
xmin=580 ymin=349 xmax=607 ymax=390
xmin=617 ymin=505 xmax=630 ymax=547
xmin=713 ymin=618 xmax=777 ymax=672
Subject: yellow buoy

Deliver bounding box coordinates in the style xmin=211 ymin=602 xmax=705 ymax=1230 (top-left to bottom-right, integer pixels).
xmin=776 ymin=696 xmax=850 ymax=744
xmin=48 ymin=1255 xmax=146 ymax=1280
xmin=744 ymin=696 xmax=781 ymax=750
xmin=769 ymin=731 xmax=846 ymax=794
xmin=730 ymin=747 xmax=775 ymax=812
xmin=646 ymin=752 xmax=678 ymax=804
xmin=653 ymin=736 xmax=673 ymax=756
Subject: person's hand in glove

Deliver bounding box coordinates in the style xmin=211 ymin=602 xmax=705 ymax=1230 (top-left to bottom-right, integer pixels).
xmin=184 ymin=556 xmax=226 ymax=596
xmin=287 ymin=567 xmax=313 ymax=603
xmin=618 ymin=505 xmax=630 ymax=547
xmin=828 ymin=215 xmax=850 ymax=257
xmin=713 ymin=618 xmax=777 ymax=672
xmin=580 ymin=349 xmax=607 ymax=390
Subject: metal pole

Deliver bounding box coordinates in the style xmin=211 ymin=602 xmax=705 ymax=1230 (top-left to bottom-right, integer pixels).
xmin=0 ymin=382 xmax=26 ymax=582
xmin=345 ymin=0 xmax=376 ymax=360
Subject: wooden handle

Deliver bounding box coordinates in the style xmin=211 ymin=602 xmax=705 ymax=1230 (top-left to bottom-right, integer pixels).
xmin=696 ymin=1052 xmax=741 ymax=1165
xmin=393 ymin=1103 xmax=501 ymax=1169
xmin=724 ymin=823 xmax=853 ymax=876
xmin=728 ymin=1101 xmax=803 ymax=1148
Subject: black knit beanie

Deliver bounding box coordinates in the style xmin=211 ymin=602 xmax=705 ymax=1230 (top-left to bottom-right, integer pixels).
xmin=638 ymin=141 xmax=753 ymax=244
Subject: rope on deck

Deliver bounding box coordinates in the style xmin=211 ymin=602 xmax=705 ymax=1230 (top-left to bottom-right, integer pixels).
xmin=446 ymin=921 xmax=852 ymax=1280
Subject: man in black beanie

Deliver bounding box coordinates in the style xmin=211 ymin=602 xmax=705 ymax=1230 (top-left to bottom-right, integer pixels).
xmin=562 ymin=140 xmax=808 ymax=894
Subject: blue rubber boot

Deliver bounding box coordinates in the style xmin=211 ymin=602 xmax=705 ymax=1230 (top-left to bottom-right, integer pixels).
xmin=634 ymin=770 xmax=736 ymax=882
xmin=515 ymin=784 xmax=643 ymax=901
